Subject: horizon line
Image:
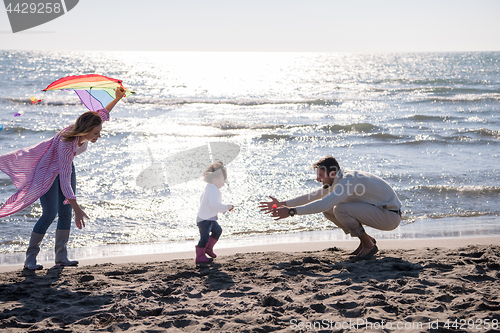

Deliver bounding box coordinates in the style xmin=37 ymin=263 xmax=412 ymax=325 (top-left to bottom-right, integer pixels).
xmin=1 ymin=48 xmax=500 ymax=54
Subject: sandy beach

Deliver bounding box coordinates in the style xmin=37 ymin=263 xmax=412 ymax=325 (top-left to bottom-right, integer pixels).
xmin=1 ymin=236 xmax=499 ymax=332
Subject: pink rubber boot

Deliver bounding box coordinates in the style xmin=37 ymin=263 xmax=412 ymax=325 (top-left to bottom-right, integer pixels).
xmin=205 ymin=236 xmax=218 ymax=258
xmin=195 ymin=246 xmax=213 ymax=264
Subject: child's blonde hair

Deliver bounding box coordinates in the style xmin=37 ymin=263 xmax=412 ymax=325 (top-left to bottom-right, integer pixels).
xmin=203 ymin=161 xmax=227 ymax=183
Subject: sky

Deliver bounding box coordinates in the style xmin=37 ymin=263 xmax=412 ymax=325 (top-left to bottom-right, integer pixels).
xmin=1 ymin=0 xmax=500 ymax=52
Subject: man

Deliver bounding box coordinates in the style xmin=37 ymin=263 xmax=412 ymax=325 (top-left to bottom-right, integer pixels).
xmin=259 ymin=156 xmax=402 ymax=260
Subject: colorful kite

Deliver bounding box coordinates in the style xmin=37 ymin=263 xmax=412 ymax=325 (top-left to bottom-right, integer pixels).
xmin=31 ymin=96 xmax=42 ymax=104
xmin=1 ymin=75 xmax=133 ymax=132
xmin=43 ymin=74 xmax=135 ymax=111
xmin=1 ymin=97 xmax=41 ymax=131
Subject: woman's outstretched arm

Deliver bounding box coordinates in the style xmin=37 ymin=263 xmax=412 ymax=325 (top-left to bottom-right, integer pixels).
xmin=105 ymin=87 xmax=126 ymax=112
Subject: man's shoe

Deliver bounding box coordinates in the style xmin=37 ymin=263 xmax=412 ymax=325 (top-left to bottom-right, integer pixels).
xmin=355 ymin=245 xmax=379 ymax=261
xmin=349 ymin=238 xmax=376 ymax=256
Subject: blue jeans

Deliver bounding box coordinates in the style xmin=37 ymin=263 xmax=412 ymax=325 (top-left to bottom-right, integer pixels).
xmin=197 ymin=220 xmax=222 ymax=248
xmin=33 ymin=163 xmax=76 ymax=234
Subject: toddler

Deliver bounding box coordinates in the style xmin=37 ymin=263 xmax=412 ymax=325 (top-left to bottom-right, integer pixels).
xmin=195 ymin=161 xmax=233 ymax=264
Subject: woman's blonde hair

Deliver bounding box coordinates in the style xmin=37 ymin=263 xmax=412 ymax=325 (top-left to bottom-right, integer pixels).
xmin=61 ymin=111 xmax=103 ymax=142
xmin=203 ymin=161 xmax=227 ymax=183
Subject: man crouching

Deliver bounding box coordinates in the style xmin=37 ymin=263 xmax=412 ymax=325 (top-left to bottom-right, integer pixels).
xmin=259 ymin=156 xmax=402 ymax=260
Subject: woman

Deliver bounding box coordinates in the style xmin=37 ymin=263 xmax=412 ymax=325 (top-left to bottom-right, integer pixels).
xmin=0 ymin=88 xmax=125 ymax=270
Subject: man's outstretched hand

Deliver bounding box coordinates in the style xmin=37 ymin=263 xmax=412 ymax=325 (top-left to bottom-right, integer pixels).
xmin=258 ymin=196 xmax=283 ymax=214
xmin=271 ymin=207 xmax=290 ymax=220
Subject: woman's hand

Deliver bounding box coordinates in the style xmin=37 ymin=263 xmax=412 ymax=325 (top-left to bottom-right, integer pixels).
xmin=258 ymin=196 xmax=284 ymax=214
xmin=68 ymin=199 xmax=88 ymax=229
xmin=114 ymin=87 xmax=126 ymax=99
xmin=105 ymin=87 xmax=126 ymax=112
xmin=74 ymin=207 xmax=89 ymax=229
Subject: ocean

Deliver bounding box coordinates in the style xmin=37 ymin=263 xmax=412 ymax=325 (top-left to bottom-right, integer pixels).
xmin=0 ymin=50 xmax=499 ymax=261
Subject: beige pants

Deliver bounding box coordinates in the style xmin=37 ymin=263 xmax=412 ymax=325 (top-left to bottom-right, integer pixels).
xmin=323 ymin=202 xmax=400 ymax=237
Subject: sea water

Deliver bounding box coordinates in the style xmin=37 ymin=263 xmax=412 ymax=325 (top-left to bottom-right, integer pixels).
xmin=0 ymin=51 xmax=499 ymax=260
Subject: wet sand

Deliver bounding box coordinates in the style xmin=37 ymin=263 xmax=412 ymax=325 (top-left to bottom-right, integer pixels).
xmin=1 ymin=237 xmax=499 ymax=332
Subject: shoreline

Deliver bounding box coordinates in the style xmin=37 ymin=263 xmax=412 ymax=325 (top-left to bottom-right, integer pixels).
xmin=2 ymin=215 xmax=500 ymax=273
xmin=1 ymin=235 xmax=499 ymax=273
xmin=1 ymin=213 xmax=499 ymax=270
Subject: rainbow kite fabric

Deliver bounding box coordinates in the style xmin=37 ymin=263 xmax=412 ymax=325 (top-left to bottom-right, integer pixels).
xmin=43 ymin=74 xmax=134 ymax=111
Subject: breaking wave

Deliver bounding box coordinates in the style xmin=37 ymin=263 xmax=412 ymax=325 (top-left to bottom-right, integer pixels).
xmin=0 ymin=96 xmax=343 ymax=107
xmin=413 ymin=185 xmax=500 ymax=195
xmin=320 ymin=123 xmax=378 ymax=133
